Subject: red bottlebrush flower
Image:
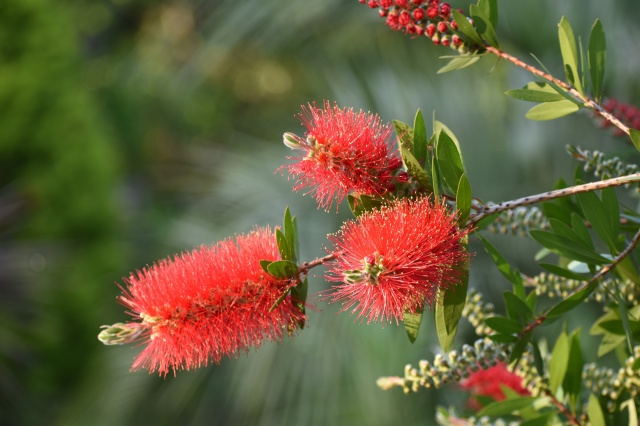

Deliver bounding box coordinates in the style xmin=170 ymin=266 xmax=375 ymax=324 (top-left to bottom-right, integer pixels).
xmin=324 ymin=196 xmax=470 ymax=324
xmin=599 ymin=97 xmax=640 ymax=136
xmin=112 ymin=227 xmax=305 ymax=376
xmin=281 ymin=101 xmax=401 ymax=210
xmin=461 ymin=363 xmax=530 ymax=410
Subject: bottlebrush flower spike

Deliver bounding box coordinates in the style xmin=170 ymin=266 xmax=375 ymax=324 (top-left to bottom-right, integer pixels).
xmin=99 ymin=227 xmax=305 ymax=376
xmin=598 ymin=98 xmax=640 ymax=136
xmin=324 ymin=196 xmax=470 ymax=324
xmin=360 ymin=0 xmax=473 ymax=52
xmin=281 ymin=101 xmax=402 ymax=210
xmin=460 ymin=362 xmax=529 ymax=410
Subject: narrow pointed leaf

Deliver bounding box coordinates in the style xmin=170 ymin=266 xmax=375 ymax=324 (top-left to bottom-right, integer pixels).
xmin=477 ymin=396 xmax=540 ymax=417
xmin=266 ymin=260 xmax=298 ymax=279
xmin=530 ymin=230 xmax=609 ymax=264
xmin=413 ymin=109 xmax=428 ymax=166
xmin=470 ymin=4 xmax=499 ymax=48
xmin=588 ymin=19 xmax=606 ymax=102
xmin=546 ymin=280 xmax=599 ymax=319
xmin=456 ymin=174 xmax=472 ymax=226
xmin=435 ymin=257 xmax=469 ymax=352
xmin=403 ymin=311 xmax=423 ymax=343
xmin=485 ymin=316 xmax=522 ymax=335
xmin=477 ymin=0 xmax=498 ymax=29
xmin=437 ymin=55 xmax=480 ymax=74
xmin=525 ymin=100 xmax=580 ymax=120
xmin=436 ymin=131 xmax=465 ymax=194
xmin=587 ymin=394 xmax=606 ymax=426
xmin=630 ymin=129 xmax=640 ymax=152
xmin=558 ymin=17 xmax=583 ymax=94
xmin=549 ymin=332 xmax=570 ymax=394
xmin=506 ymin=88 xmax=565 ymax=103
xmin=451 ymin=9 xmax=484 ymax=47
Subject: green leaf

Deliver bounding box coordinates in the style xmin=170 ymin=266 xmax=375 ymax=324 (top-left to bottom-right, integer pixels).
xmin=478 ymin=234 xmax=525 ymax=296
xmin=283 ymin=206 xmax=297 ymax=261
xmin=546 ymin=280 xmax=599 ymax=319
xmin=437 ymin=55 xmax=481 ymax=74
xmin=564 ymin=331 xmax=584 ymax=412
xmin=577 ymin=190 xmax=619 ymax=251
xmin=456 ymin=174 xmax=472 ymax=226
xmin=530 ymin=230 xmax=609 ymax=264
xmin=435 ymin=257 xmax=469 ymax=352
xmin=510 ymin=332 xmax=532 ymax=364
xmin=539 ymin=263 xmax=589 ymax=281
xmin=451 ymin=9 xmax=484 ymax=47
xmin=485 ymin=316 xmax=522 ymax=335
xmin=504 ymin=291 xmax=534 ymax=323
xmin=520 ymin=412 xmax=559 ymax=426
xmin=588 ymin=19 xmax=606 ymax=102
xmin=413 ymin=109 xmax=428 ymax=166
xmin=631 ymin=129 xmax=640 ymax=152
xmin=269 ymin=288 xmax=290 ymax=312
xmin=477 ymin=396 xmax=539 ymax=417
xmin=436 ymin=131 xmax=465 ymax=194
xmin=548 ymin=218 xmax=589 ymax=248
xmin=434 ymin=120 xmax=464 ymax=156
xmin=347 ymin=194 xmax=384 ymax=217
xmin=393 ymin=119 xmax=413 ymax=150
xmin=558 ymin=17 xmax=583 ymax=94
xmin=266 ymin=260 xmax=298 ymax=279
xmin=506 ymin=86 xmax=565 ymax=103
xmin=275 ymin=229 xmax=289 ymax=261
xmin=260 ymin=259 xmax=272 ymax=274
xmin=403 ymin=310 xmax=423 ymax=343
xmin=470 ymin=4 xmax=499 ymax=48
xmin=488 ymin=333 xmax=519 ymax=344
xmin=571 ymin=213 xmax=593 ymax=249
xmin=587 ymin=394 xmax=606 ymax=426
xmin=549 ymin=332 xmax=570 ymax=394
xmin=431 ymin=155 xmax=441 ymax=198
xmin=525 ymin=100 xmax=580 ymax=121
xmin=621 ymin=399 xmax=639 ymax=426
xmin=290 ymin=277 xmax=308 ymax=328
xmin=477 ymin=0 xmax=498 ymax=29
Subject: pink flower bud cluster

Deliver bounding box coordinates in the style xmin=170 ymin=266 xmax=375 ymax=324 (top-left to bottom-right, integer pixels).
xmin=359 ymin=0 xmax=467 ymax=51
xmin=599 ymin=98 xmax=640 ymax=136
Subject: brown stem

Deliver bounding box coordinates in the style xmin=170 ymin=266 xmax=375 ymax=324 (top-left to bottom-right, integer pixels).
xmin=485 ymin=46 xmax=631 ymax=137
xmin=546 ymin=390 xmax=582 ymax=426
xmin=297 ymin=253 xmax=338 ymax=276
xmin=519 ymin=227 xmax=640 ymax=337
xmin=467 ymin=173 xmax=640 ymax=227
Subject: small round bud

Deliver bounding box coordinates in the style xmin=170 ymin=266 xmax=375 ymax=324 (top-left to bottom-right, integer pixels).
xmin=283 ymin=132 xmax=305 ymax=150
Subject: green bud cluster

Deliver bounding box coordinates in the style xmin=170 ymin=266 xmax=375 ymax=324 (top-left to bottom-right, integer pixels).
xmin=435 ymin=407 xmax=521 ymax=426
xmin=487 ymin=206 xmax=549 ymax=236
xmin=583 ymin=346 xmax=640 ymax=411
xmin=567 ymin=145 xmax=640 ymax=190
xmin=377 ymin=338 xmax=509 ymax=394
xmin=530 ymin=273 xmax=639 ymax=304
xmin=462 ymin=288 xmax=495 ymax=336
xmin=514 ymin=353 xmax=549 ymax=398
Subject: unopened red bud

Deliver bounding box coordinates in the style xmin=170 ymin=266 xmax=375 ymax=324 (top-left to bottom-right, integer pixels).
xmin=413 ymin=8 xmax=425 ymax=20
xmin=396 ymin=0 xmax=409 ymax=7
xmin=397 ymin=172 xmax=409 ymax=183
xmin=450 ymin=20 xmax=458 ymax=30
xmin=367 ymin=0 xmax=379 ymax=8
xmin=440 ymin=3 xmax=451 ymax=16
xmin=452 ymin=35 xmax=462 ymax=46
xmin=412 ymin=0 xmax=425 ymax=5
xmin=432 ymin=34 xmax=441 ymax=45
xmin=426 ymin=6 xmax=438 ymax=18
xmin=399 ymin=10 xmax=411 ymax=27
xmin=437 ymin=21 xmax=448 ymax=33
xmin=426 ymin=23 xmax=437 ymax=37
xmin=441 ymin=35 xmax=451 ymax=47
xmin=379 ymin=8 xmax=388 ymax=17
xmin=381 ymin=0 xmax=393 ymax=6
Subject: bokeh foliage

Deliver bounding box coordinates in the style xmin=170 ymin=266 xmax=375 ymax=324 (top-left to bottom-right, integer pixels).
xmin=1 ymin=0 xmax=639 ymax=425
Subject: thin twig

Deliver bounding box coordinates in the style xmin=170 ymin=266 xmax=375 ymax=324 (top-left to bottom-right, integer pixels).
xmin=519 ymin=227 xmax=640 ymax=338
xmin=485 ymin=46 xmax=631 ymax=136
xmin=467 ymin=173 xmax=640 ymax=228
xmin=546 ymin=390 xmax=582 ymax=426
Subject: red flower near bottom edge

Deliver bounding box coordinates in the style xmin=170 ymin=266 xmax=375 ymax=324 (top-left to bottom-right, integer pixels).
xmin=460 ymin=363 xmax=529 ymax=410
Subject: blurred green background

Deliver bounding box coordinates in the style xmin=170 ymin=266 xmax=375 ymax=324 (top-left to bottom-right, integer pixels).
xmin=1 ymin=0 xmax=638 ymax=425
